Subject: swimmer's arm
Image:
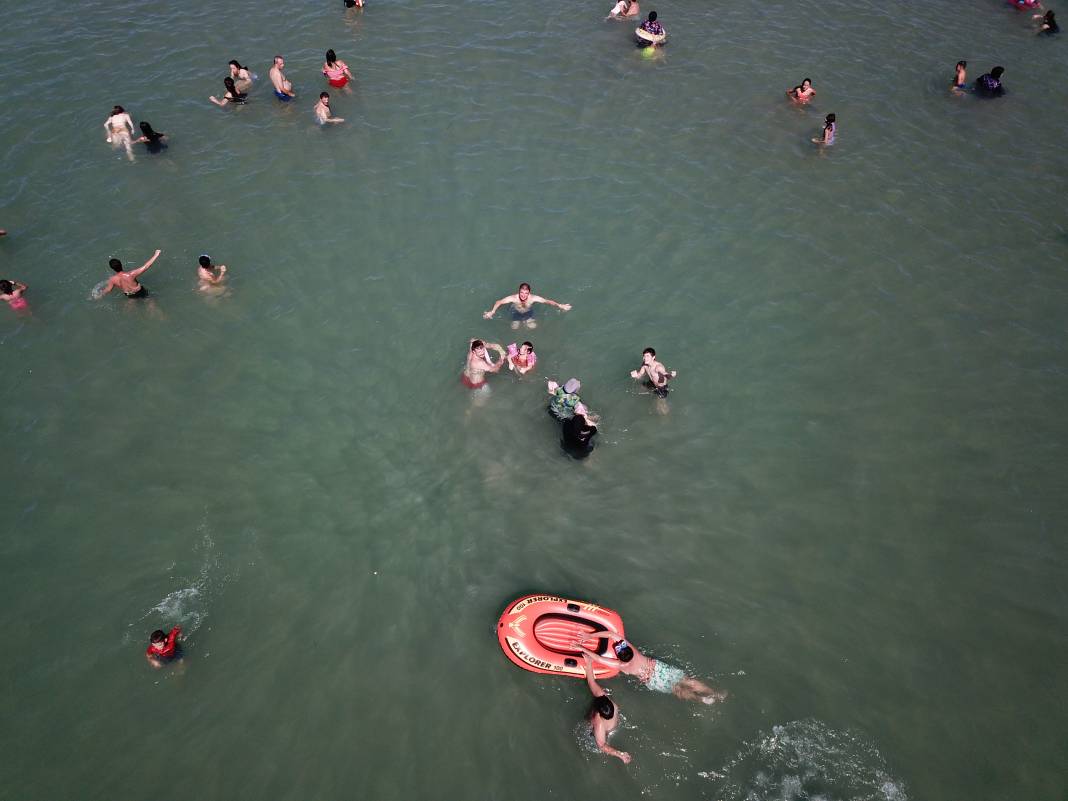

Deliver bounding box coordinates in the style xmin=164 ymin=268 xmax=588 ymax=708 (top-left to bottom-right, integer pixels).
xmin=146 ymin=653 xmax=164 ymax=669
xmin=530 ymin=294 xmax=571 ymax=311
xmin=97 ymin=279 xmax=115 ymax=297
xmin=576 ymin=644 xmax=615 ymax=668
xmin=209 ymin=95 xmax=231 ymax=107
xmin=595 ymin=725 xmax=631 ymax=764
xmin=582 ymin=654 xmax=608 ymax=697
xmin=483 ymin=294 xmax=517 ymax=319
xmin=131 ymin=249 xmax=162 ymax=277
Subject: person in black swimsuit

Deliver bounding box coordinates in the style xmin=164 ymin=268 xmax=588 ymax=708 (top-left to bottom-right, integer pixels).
xmin=561 ymin=403 xmax=598 ymax=458
xmin=133 ymin=122 xmax=167 ymax=153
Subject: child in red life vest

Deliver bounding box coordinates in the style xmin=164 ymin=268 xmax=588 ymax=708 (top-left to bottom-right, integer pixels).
xmin=146 ymin=626 xmax=181 ymax=668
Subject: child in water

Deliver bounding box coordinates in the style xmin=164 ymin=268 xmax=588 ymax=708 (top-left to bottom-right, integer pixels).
xmin=812 ymin=113 xmax=836 ymax=145
xmin=197 ymin=255 xmax=228 ymax=295
xmin=786 ymin=78 xmax=816 ymax=104
xmin=506 ymin=341 xmax=537 ymax=375
xmin=951 ymin=61 xmax=967 ymax=94
xmin=146 ymin=626 xmax=182 ymax=668
xmin=0 ymin=279 xmax=29 ymax=312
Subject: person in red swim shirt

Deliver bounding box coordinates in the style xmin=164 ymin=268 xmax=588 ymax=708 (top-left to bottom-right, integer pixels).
xmin=146 ymin=626 xmax=182 ymax=668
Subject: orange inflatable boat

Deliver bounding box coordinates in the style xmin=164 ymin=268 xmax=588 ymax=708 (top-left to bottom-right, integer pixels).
xmin=497 ymin=594 xmax=625 ymax=679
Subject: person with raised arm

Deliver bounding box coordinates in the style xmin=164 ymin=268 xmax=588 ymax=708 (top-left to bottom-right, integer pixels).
xmin=96 ymin=249 xmax=162 ymax=299
xmin=581 ymin=654 xmax=631 ymax=764
xmin=483 ymin=282 xmax=571 ymax=330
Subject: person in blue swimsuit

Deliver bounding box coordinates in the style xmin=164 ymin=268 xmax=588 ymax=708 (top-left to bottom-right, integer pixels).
xmin=482 ymin=282 xmax=571 ymax=329
xmin=269 ymin=56 xmax=295 ymax=101
xmin=951 ymin=61 xmax=967 ymax=94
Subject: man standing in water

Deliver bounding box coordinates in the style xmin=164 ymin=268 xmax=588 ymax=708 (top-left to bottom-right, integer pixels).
xmin=630 ymin=347 xmax=676 ymax=398
xmin=270 ymin=56 xmax=295 ymax=101
xmin=462 ymin=339 xmax=506 ymax=390
xmin=576 ymin=633 xmax=727 ymax=705
xmin=96 ymin=249 xmax=162 ymax=299
xmin=582 ymin=654 xmax=631 ymax=764
xmin=483 ymin=283 xmax=571 ymax=329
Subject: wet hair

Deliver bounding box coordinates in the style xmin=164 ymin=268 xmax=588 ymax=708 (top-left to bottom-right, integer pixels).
xmin=991 ymin=66 xmax=1004 ymax=79
xmin=471 ymin=339 xmax=484 ymax=351
xmin=229 ymin=59 xmax=245 ymax=71
xmin=109 ymin=258 xmax=123 ymax=272
xmin=521 ymin=341 xmax=534 ymax=352
xmin=801 ymin=77 xmax=811 ymax=87
xmin=643 ymin=347 xmax=656 ymax=357
xmin=320 ymin=92 xmax=330 ymax=100
xmin=518 ymin=282 xmax=531 ymax=292
xmin=198 ymin=255 xmax=212 ymax=268
xmin=0 ymin=280 xmax=13 ymax=294
xmin=1045 ymin=10 xmax=1055 ymax=22
xmin=223 ymin=77 xmax=238 ymax=95
xmin=139 ymin=121 xmax=162 ymax=141
xmin=590 ymin=695 xmax=615 ymax=720
xmin=648 ymin=11 xmax=657 ymax=21
xmin=956 ymin=60 xmax=967 ymax=70
xmin=826 ymin=113 xmax=836 ymax=124
xmin=326 ymin=49 xmax=337 ymax=66
xmin=111 ymin=105 xmax=124 ymax=115
xmin=150 ymin=629 xmax=166 ymax=643
xmin=615 ymin=642 xmax=634 ymax=662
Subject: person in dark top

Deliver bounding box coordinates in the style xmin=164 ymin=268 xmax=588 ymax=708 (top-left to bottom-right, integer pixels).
xmin=975 ymin=66 xmax=1005 ymax=97
xmin=561 ymin=402 xmax=598 ymax=458
xmin=1035 ymin=10 xmax=1059 ymax=33
xmin=133 ymin=122 xmax=167 ymax=153
xmin=210 ymin=77 xmax=248 ymax=107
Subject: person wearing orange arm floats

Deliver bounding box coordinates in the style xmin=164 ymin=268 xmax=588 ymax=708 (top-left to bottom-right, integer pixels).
xmin=582 ymin=653 xmax=631 ymax=764
xmin=576 ymin=631 xmax=727 ymax=704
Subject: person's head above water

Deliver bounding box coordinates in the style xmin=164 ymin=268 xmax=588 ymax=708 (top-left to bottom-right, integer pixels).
xmin=229 ymin=59 xmax=245 ymax=72
xmin=150 ymin=629 xmax=166 ymax=644
xmin=564 ymin=378 xmax=581 ymax=394
xmin=956 ymin=60 xmax=967 ymax=70
xmin=613 ymin=639 xmax=634 ymax=662
xmin=517 ymin=282 xmax=531 ymax=300
xmin=320 ymin=92 xmax=330 ymax=102
xmin=0 ymin=280 xmax=14 ymax=294
xmin=471 ymin=339 xmax=485 ymax=352
xmin=991 ymin=66 xmax=1005 ymax=79
xmin=326 ymin=49 xmax=338 ymax=65
xmin=826 ymin=113 xmax=836 ymax=124
xmin=520 ymin=341 xmax=534 ymax=355
xmin=111 ymin=105 xmax=125 ymax=116
xmin=1045 ymin=10 xmax=1055 ymax=22
xmin=801 ymin=78 xmax=812 ymax=89
xmin=198 ymin=255 xmax=213 ymax=269
xmin=642 ymin=347 xmax=656 ymax=364
xmin=139 ymin=121 xmax=160 ymax=139
xmin=647 ymin=10 xmax=657 ymax=21
xmin=274 ymin=55 xmax=285 ymax=68
xmin=109 ymin=258 xmax=123 ymax=272
xmin=223 ymin=77 xmax=239 ymax=95
xmin=592 ymin=695 xmax=615 ymax=720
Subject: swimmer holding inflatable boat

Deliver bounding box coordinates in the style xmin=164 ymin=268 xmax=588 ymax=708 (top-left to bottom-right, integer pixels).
xmin=582 ymin=654 xmax=631 ymax=764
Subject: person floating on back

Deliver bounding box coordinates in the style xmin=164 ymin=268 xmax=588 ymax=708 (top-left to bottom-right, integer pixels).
xmin=104 ymin=105 xmax=136 ymax=162
xmin=975 ymin=66 xmax=1006 ymax=97
xmin=483 ymin=283 xmax=571 ymax=330
xmin=146 ymin=626 xmax=182 ymax=669
xmin=581 ymin=653 xmax=631 ymax=764
xmin=96 ymin=249 xmax=161 ymax=299
xmin=270 ymin=56 xmax=295 ymax=101
xmin=575 ymin=632 xmax=728 ymax=705
xmin=812 ymin=113 xmax=836 ymax=145
xmin=635 ymin=10 xmax=666 ymax=46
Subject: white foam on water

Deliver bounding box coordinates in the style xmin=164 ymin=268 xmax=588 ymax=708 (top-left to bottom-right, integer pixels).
xmin=700 ymin=718 xmax=908 ymax=801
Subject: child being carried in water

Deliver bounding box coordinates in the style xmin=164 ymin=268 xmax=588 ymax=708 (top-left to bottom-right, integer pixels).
xmin=506 ymin=341 xmax=537 ymax=375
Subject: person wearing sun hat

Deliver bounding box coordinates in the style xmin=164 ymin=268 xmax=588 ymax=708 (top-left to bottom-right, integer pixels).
xmin=546 ymin=377 xmax=582 ymax=420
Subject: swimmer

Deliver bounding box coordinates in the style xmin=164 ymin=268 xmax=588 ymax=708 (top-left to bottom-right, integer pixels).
xmin=546 ymin=377 xmax=582 ymax=420
xmin=635 ymin=11 xmax=666 ymax=46
xmin=575 ymin=633 xmax=727 ymax=705
xmin=210 ymin=77 xmax=248 ymax=107
xmin=483 ymin=283 xmax=571 ymax=330
xmin=506 ymin=341 xmax=537 ymax=375
xmin=315 ymin=92 xmax=345 ymax=124
xmin=581 ymin=654 xmax=631 ymax=764
xmin=606 ymin=0 xmax=639 ymax=20
xmin=630 ymin=347 xmax=676 ymax=398
xmin=562 ymin=402 xmax=599 ymax=458
xmin=146 ymin=626 xmax=182 ymax=669
xmin=786 ymin=78 xmax=816 ymax=103
xmin=812 ymin=112 xmax=836 ymax=145
xmin=133 ymin=122 xmax=167 ymax=153
xmin=975 ymin=66 xmax=1005 ymax=98
xmin=344 ymin=0 xmax=365 ymax=8
xmin=951 ymin=61 xmax=968 ymax=94
xmin=103 ymin=105 xmax=135 ymax=161
xmin=323 ymin=50 xmax=355 ymax=89
xmin=228 ymin=60 xmax=254 ymax=92
xmin=462 ymin=339 xmax=506 ymax=390
xmin=96 ymin=249 xmax=161 ymax=299
xmin=270 ymin=56 xmax=295 ymax=101
xmin=0 ymin=279 xmax=29 ymax=312
xmin=1035 ymin=10 xmax=1059 ymax=33
xmin=197 ymin=254 xmax=227 ymax=293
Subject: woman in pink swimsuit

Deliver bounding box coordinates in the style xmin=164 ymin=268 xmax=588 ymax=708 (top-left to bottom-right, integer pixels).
xmin=323 ymin=50 xmax=355 ymax=89
xmin=0 ymin=279 xmax=28 ymax=312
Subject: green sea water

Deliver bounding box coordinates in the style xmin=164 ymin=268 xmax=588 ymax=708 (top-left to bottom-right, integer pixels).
xmin=1 ymin=0 xmax=1066 ymax=799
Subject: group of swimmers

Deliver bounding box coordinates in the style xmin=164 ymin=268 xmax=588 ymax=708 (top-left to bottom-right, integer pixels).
xmin=462 ymin=283 xmax=678 ymax=458
xmin=208 ymin=53 xmax=352 ymax=124
xmin=606 ymin=2 xmax=668 ymax=49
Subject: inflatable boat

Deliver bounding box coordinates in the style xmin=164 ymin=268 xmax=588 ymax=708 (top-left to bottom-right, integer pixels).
xmin=497 ymin=594 xmax=625 ymax=678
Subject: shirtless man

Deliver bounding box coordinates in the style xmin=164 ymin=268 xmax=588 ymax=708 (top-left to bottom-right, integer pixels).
xmin=315 ymin=93 xmax=345 ymax=124
xmin=582 ymin=654 xmax=631 ymax=764
xmin=197 ymin=254 xmax=227 ymax=294
xmin=576 ymin=632 xmax=727 ymax=705
xmin=483 ymin=283 xmax=571 ymax=330
xmin=104 ymin=105 xmax=136 ymax=161
xmin=630 ymin=347 xmax=676 ymax=398
xmin=270 ymin=56 xmax=295 ymax=101
xmin=97 ymin=249 xmax=161 ymax=299
xmin=462 ymin=339 xmax=505 ymax=390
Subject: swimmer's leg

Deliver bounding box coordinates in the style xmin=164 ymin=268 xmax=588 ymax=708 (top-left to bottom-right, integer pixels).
xmin=525 ymin=319 xmax=538 ymax=329
xmin=510 ymin=320 xmax=521 ymax=330
xmin=673 ymin=677 xmax=726 ymax=704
